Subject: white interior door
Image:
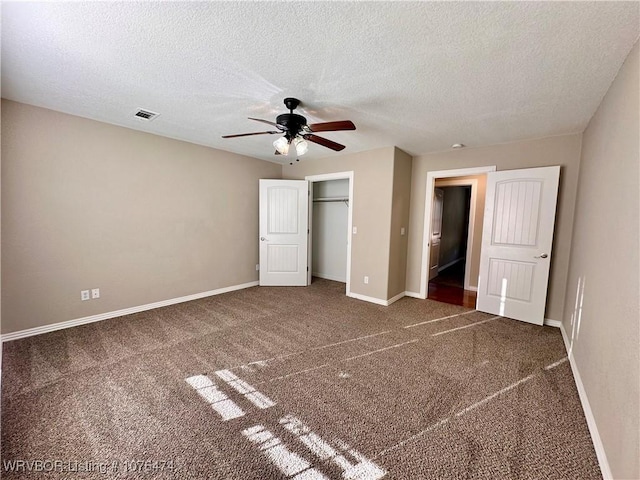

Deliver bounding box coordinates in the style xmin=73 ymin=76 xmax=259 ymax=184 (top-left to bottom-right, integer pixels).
xmin=429 ymin=188 xmax=444 ymax=280
xmin=477 ymin=166 xmax=560 ymax=325
xmin=259 ymin=179 xmax=309 ymax=286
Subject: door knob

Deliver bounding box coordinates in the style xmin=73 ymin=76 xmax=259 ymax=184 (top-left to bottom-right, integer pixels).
xmin=535 ymin=253 xmax=548 ymax=258
xmin=260 ymin=237 xmax=266 ymax=241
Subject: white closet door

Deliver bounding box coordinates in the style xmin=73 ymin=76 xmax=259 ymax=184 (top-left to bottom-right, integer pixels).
xmin=259 ymin=179 xmax=308 ymax=286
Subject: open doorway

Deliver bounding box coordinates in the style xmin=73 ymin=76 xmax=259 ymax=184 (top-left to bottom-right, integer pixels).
xmin=428 ymin=184 xmax=474 ymax=307
xmin=305 ymin=172 xmax=354 ymax=295
xmin=420 ymin=166 xmax=496 ymax=307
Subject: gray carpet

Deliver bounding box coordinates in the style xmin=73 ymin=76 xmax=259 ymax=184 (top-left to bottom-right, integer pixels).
xmin=1 ymin=279 xmax=601 ymax=479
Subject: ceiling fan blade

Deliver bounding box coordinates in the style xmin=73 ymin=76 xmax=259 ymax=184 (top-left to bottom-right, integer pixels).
xmin=222 ymin=131 xmax=279 ymax=138
xmin=307 ymin=120 xmax=356 ymax=133
xmin=249 ymin=117 xmax=283 ymax=129
xmin=304 ymin=134 xmax=346 ymax=151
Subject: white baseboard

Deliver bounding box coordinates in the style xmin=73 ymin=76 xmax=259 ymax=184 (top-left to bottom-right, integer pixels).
xmin=1 ymin=281 xmax=259 ymax=343
xmin=466 ymin=286 xmax=478 ymax=292
xmin=559 ymin=322 xmax=613 ymax=479
xmin=312 ymin=272 xmax=347 ymax=283
xmin=387 ymin=291 xmax=405 ymax=305
xmin=346 ymin=291 xmax=406 ymax=307
xmin=347 ymin=292 xmax=388 ymax=306
xmin=543 ymin=318 xmax=562 ymax=328
xmin=404 ymin=291 xmax=423 ymax=299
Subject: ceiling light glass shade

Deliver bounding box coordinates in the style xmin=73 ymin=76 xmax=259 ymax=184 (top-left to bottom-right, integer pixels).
xmin=273 ymin=136 xmax=290 ymax=155
xmin=293 ymin=137 xmax=308 ymax=156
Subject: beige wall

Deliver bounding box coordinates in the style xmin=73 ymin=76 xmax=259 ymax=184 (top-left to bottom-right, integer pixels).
xmin=562 ymin=41 xmax=639 ymax=480
xmin=1 ymin=100 xmax=281 ymax=334
xmin=1 ymin=100 xmax=3 ymax=372
xmin=407 ymin=133 xmax=582 ymax=320
xmin=387 ymin=148 xmax=412 ymax=298
xmin=283 ymin=147 xmax=395 ymax=301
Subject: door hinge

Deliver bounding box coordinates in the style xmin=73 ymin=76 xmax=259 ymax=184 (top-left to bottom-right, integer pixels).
xmin=307 ymin=228 xmax=310 ymax=234
xmin=307 ymin=266 xmax=309 ymax=272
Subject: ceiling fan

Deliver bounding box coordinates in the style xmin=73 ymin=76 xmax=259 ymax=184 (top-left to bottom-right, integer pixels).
xmin=222 ymin=98 xmax=356 ymax=158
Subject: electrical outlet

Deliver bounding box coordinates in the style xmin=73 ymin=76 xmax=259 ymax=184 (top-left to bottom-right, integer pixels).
xmin=91 ymin=288 xmax=100 ymax=299
xmin=81 ymin=290 xmax=90 ymax=301
xmin=401 ymin=227 xmax=406 ymax=236
xmin=352 ymin=226 xmax=357 ymax=234
xmin=364 ymin=276 xmax=369 ymax=284
xmin=256 ymin=264 xmax=260 ymax=271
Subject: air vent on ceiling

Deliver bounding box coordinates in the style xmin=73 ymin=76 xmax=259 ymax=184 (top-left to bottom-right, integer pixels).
xmin=134 ymin=109 xmax=159 ymax=121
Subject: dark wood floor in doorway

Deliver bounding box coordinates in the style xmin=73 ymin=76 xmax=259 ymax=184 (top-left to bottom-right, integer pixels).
xmin=429 ymin=261 xmax=477 ymax=308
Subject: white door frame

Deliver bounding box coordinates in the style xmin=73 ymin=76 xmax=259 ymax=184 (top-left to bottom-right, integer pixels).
xmin=305 ymin=171 xmax=354 ymax=296
xmin=432 ymin=178 xmax=478 ymax=291
xmin=419 ymin=166 xmax=496 ymax=299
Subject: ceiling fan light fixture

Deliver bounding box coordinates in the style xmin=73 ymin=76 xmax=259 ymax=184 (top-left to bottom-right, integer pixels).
xmin=273 ymin=136 xmax=290 ymax=155
xmin=293 ymin=137 xmax=308 ymax=156
xmin=224 ymin=98 xmax=354 ymax=155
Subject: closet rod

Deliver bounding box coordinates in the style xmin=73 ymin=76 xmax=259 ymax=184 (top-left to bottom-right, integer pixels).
xmin=313 ymin=197 xmax=349 ymax=203
xmin=313 ymin=197 xmax=349 ymax=202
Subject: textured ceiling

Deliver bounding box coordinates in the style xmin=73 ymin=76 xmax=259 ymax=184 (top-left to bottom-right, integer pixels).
xmin=2 ymin=2 xmax=638 ymax=163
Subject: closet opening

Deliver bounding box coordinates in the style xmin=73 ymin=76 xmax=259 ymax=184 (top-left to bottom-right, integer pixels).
xmin=305 ymin=172 xmax=354 ymax=295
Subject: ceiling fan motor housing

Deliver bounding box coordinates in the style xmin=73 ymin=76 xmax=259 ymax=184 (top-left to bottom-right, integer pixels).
xmin=276 ymin=113 xmax=307 ymax=138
